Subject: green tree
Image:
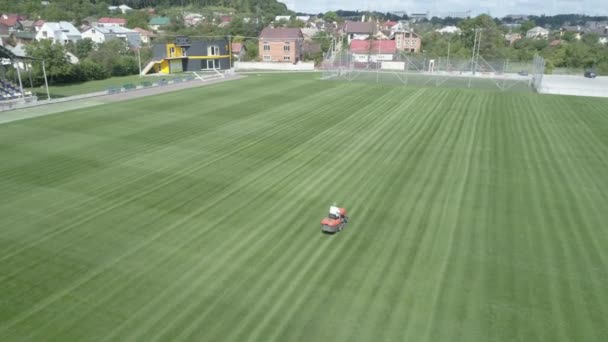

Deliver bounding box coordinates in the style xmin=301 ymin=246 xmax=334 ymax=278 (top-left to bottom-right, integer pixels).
xmin=124 ymin=10 xmax=150 ymax=29
xmin=323 ymin=11 xmax=339 ymax=23
xmin=24 ymin=40 xmax=72 ymax=84
xmin=519 ymin=20 xmax=536 ymax=35
xmin=67 ymin=39 xmax=96 ymax=59
xmin=244 ymin=39 xmax=258 ymax=61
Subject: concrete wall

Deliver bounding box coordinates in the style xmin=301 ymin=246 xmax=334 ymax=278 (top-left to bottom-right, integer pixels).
xmin=235 ymin=62 xmax=315 ymax=71
xmin=381 ymin=61 xmax=406 ymax=70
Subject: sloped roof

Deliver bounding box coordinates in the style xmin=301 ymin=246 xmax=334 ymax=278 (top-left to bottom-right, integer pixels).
xmin=350 ymin=40 xmax=396 ymax=54
xmin=259 ymin=27 xmax=303 ymax=40
xmin=0 ymin=16 xmax=20 ymax=27
xmin=87 ymin=25 xmax=137 ymax=34
xmin=149 ymin=17 xmax=171 ymax=25
xmin=345 ymin=21 xmax=376 ymax=34
xmin=98 ymin=17 xmax=127 ymax=24
xmin=528 ymin=26 xmax=549 ymax=33
xmin=133 ymin=27 xmax=154 ymax=36
xmin=43 ymin=21 xmax=81 ymax=36
xmin=231 ymin=42 xmax=243 ymax=53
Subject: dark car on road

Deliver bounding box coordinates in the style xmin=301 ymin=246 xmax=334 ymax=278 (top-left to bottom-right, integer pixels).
xmin=584 ymin=71 xmax=597 ymax=78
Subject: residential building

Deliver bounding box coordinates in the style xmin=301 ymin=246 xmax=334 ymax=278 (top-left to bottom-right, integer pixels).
xmin=184 ymin=13 xmax=204 ymax=27
xmin=504 ymin=14 xmax=529 ymax=23
xmin=231 ymin=42 xmax=245 ymax=61
xmin=560 ymin=26 xmax=584 ymax=40
xmin=219 ymin=16 xmax=232 ymax=28
xmin=394 ymin=30 xmax=422 ymax=53
xmin=300 ymin=27 xmax=319 ymax=41
xmin=350 ymin=40 xmax=396 ymax=62
xmin=258 ymin=27 xmax=304 ymax=63
xmin=275 ymin=15 xmax=291 ymax=22
xmin=0 ymin=14 xmax=25 ymax=32
xmin=149 ymin=17 xmax=171 ymax=31
xmin=382 ymin=21 xmax=398 ymax=31
xmin=589 ymin=27 xmax=608 ymax=44
xmin=36 ymin=21 xmax=81 ymax=45
xmin=505 ymin=32 xmax=522 ymax=45
xmin=19 ymin=20 xmax=35 ymax=32
xmin=345 ymin=21 xmax=376 ymax=43
xmin=147 ymin=36 xmax=230 ymax=74
xmin=586 ymin=20 xmax=608 ymax=30
xmin=388 ymin=21 xmax=409 ymax=35
xmin=34 ymin=20 xmax=44 ymax=32
xmin=81 ymin=25 xmax=141 ymax=48
xmin=108 ymin=4 xmax=133 ymax=14
xmin=13 ymin=31 xmax=36 ymax=44
xmin=526 ymin=26 xmax=549 ymax=39
xmin=97 ymin=17 xmax=127 ymax=27
xmin=296 ymin=16 xmax=310 ymax=22
xmin=133 ymin=27 xmax=155 ymax=45
xmin=436 ymin=26 xmax=462 ymax=34
xmin=408 ymin=12 xmax=429 ymax=23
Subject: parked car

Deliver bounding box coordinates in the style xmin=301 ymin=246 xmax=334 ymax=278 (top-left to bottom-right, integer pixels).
xmin=584 ymin=71 xmax=597 ymax=78
xmin=518 ymin=70 xmax=529 ymax=76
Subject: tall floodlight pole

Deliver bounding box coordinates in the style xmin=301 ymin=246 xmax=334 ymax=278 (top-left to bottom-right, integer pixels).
xmin=137 ymin=47 xmax=142 ymax=78
xmin=471 ymin=29 xmax=478 ymax=75
xmin=14 ymin=59 xmax=25 ymax=99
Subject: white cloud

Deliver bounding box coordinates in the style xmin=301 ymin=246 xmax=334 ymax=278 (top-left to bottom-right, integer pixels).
xmin=284 ymin=0 xmax=608 ymax=17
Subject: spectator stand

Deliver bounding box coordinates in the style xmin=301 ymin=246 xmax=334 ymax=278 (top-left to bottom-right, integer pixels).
xmin=0 ymin=45 xmax=50 ymax=109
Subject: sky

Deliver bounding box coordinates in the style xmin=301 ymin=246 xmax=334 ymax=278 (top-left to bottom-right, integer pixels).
xmin=281 ymin=0 xmax=608 ymax=17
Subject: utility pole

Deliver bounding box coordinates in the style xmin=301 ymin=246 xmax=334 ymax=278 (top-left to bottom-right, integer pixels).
xmin=137 ymin=48 xmax=142 ymax=78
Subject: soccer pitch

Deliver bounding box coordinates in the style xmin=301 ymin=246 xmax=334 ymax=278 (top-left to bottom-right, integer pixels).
xmin=1 ymin=74 xmax=607 ymax=341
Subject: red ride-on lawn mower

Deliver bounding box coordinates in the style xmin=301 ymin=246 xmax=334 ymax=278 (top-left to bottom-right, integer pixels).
xmin=321 ymin=206 xmax=349 ymax=234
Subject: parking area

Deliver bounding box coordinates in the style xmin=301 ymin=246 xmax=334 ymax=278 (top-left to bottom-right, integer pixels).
xmin=539 ymin=75 xmax=608 ymax=98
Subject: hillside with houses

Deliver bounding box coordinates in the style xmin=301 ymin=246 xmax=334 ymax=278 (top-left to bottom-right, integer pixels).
xmin=0 ymin=1 xmax=606 ymax=87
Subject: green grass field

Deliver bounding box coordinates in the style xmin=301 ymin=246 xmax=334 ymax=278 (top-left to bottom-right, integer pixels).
xmin=1 ymin=74 xmax=608 ymax=341
xmin=38 ymin=75 xmax=184 ymax=98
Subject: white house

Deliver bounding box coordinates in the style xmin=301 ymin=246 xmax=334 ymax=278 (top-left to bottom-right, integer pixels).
xmin=108 ymin=4 xmax=133 ymax=14
xmin=36 ymin=21 xmax=81 ymax=45
xmin=81 ymin=25 xmax=141 ymax=48
xmin=296 ymin=16 xmax=310 ymax=22
xmin=275 ymin=15 xmax=290 ymax=22
xmin=526 ymin=26 xmax=549 ymax=39
xmin=436 ymin=26 xmax=462 ymax=34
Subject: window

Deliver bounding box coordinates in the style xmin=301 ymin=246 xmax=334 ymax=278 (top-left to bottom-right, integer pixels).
xmin=283 ymin=56 xmax=290 ymax=61
xmin=283 ymin=43 xmax=290 ymax=51
xmin=410 ymin=48 xmax=415 ymax=52
xmin=42 ymin=31 xmax=47 ymax=37
xmin=405 ymin=33 xmax=411 ymax=38
xmin=263 ymin=43 xmax=270 ymax=51
xmin=181 ymin=48 xmax=187 ymax=56
xmin=169 ymin=47 xmax=175 ymax=57
xmin=263 ymin=55 xmax=271 ymax=61
xmin=208 ymin=45 xmax=220 ymax=56
xmin=206 ymin=59 xmax=219 ymax=69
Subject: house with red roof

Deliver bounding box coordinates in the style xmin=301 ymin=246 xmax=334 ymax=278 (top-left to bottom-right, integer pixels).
xmin=258 ymin=28 xmax=304 ymax=63
xmin=350 ymin=40 xmax=396 ymax=62
xmin=393 ymin=29 xmax=421 ymax=53
xmin=219 ymin=16 xmax=232 ymax=28
xmin=382 ymin=21 xmax=398 ymax=31
xmin=98 ymin=17 xmax=127 ymax=27
xmin=231 ymin=42 xmax=246 ymax=60
xmin=0 ymin=14 xmax=27 ymax=32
